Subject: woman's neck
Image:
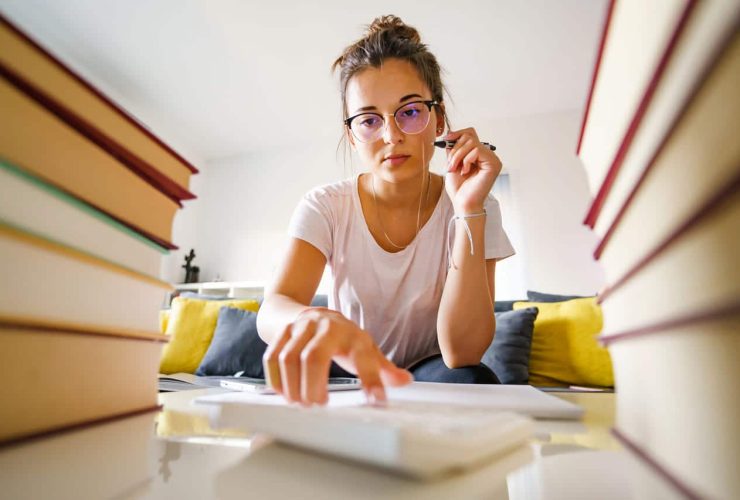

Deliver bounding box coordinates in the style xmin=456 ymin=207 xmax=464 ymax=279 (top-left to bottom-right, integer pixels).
xmin=364 ymin=171 xmax=433 ymax=212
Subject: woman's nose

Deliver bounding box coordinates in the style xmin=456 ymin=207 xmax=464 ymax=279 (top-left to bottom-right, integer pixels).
xmin=382 ymin=117 xmax=404 ymax=144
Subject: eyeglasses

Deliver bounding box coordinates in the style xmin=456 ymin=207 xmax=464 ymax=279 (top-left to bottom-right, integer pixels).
xmin=344 ymin=100 xmax=438 ymax=143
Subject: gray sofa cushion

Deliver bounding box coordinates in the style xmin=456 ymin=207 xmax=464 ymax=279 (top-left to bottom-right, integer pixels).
xmin=482 ymin=307 xmax=539 ymax=384
xmin=494 ymin=300 xmax=525 ymax=312
xmin=310 ymin=295 xmax=328 ymax=307
xmin=196 ymin=307 xmax=267 ymax=377
xmin=526 ymin=290 xmax=591 ymax=302
xmin=196 ymin=296 xmax=345 ymax=378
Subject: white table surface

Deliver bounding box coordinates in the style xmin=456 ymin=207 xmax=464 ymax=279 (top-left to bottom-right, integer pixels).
xmin=1 ymin=388 xmax=677 ymax=499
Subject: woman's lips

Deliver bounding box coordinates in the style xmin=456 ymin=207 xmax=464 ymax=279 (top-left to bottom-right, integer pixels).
xmin=384 ymin=155 xmax=410 ymax=166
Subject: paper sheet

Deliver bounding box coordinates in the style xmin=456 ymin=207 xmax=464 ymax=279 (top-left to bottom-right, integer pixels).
xmin=194 ymin=381 xmax=584 ymax=420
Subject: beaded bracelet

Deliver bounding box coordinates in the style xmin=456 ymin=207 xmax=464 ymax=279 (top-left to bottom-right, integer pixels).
xmin=447 ymin=209 xmax=487 ymax=269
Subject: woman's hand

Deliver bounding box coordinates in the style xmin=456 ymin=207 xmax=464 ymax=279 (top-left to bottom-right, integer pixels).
xmin=444 ymin=128 xmax=503 ymax=213
xmin=262 ymin=307 xmax=413 ymax=406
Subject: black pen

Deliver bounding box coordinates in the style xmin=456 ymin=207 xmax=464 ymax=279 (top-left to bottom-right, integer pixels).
xmin=434 ymin=139 xmax=496 ymax=151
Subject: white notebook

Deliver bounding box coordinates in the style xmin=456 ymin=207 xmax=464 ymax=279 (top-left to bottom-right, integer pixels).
xmin=195 ymin=383 xmax=583 ymax=477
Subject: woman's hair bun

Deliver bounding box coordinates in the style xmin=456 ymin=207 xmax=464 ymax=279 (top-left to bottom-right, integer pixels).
xmin=365 ymin=15 xmax=421 ymax=44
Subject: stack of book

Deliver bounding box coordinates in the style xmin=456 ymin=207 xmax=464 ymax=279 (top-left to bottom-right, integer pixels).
xmin=577 ymin=1 xmax=739 ymax=498
xmin=0 ymin=15 xmax=198 ymax=444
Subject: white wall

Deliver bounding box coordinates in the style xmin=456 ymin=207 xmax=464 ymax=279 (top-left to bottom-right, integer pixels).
xmin=161 ymin=109 xmax=605 ymax=299
xmin=488 ymin=110 xmax=607 ymax=297
xmin=160 ymin=133 xmax=348 ymax=290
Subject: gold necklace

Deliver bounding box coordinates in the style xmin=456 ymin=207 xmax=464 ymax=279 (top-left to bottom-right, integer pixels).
xmin=371 ymin=171 xmax=432 ymax=250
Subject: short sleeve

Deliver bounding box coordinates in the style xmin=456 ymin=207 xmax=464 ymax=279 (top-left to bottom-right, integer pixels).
xmin=484 ymin=194 xmax=516 ymax=262
xmin=287 ymin=189 xmax=333 ymax=261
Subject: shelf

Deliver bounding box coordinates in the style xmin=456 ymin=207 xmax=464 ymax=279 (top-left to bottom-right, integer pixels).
xmin=172 ymin=281 xmax=266 ymax=299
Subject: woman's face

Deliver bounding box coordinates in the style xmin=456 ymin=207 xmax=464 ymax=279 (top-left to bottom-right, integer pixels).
xmin=345 ymin=58 xmax=444 ymax=183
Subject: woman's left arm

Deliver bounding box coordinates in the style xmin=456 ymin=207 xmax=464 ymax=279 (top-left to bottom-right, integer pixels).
xmin=436 ymin=127 xmax=501 ymax=368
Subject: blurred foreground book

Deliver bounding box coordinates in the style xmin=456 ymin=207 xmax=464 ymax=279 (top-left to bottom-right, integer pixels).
xmin=0 ymin=14 xmax=198 ymax=444
xmin=577 ymin=1 xmax=740 ymax=498
xmin=0 ymin=410 xmax=157 ymax=499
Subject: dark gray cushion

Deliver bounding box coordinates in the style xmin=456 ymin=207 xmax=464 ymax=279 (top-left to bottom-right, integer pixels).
xmin=494 ymin=300 xmax=525 ymax=312
xmin=310 ymin=295 xmax=328 ymax=307
xmin=527 ymin=290 xmax=592 ymax=303
xmin=195 ymin=307 xmax=267 ymax=377
xmin=482 ymin=307 xmax=539 ymax=384
xmin=195 ymin=300 xmax=348 ymax=378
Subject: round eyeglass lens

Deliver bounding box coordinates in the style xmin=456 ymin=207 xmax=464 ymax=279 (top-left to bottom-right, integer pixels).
xmin=395 ymin=101 xmax=431 ymax=134
xmin=351 ymin=114 xmax=384 ymax=142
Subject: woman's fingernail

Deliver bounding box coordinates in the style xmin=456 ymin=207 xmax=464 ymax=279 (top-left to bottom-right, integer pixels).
xmin=365 ymin=386 xmax=386 ymax=406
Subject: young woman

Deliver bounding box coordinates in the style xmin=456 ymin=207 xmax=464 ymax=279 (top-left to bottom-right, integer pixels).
xmin=256 ymin=15 xmax=515 ymax=406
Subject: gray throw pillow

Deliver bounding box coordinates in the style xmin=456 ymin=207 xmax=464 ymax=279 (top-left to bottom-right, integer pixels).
xmin=310 ymin=295 xmax=328 ymax=307
xmin=527 ymin=290 xmax=592 ymax=303
xmin=196 ymin=307 xmax=267 ymax=377
xmin=196 ymin=302 xmax=351 ymax=378
xmin=482 ymin=307 xmax=539 ymax=384
xmin=494 ymin=300 xmax=525 ymax=312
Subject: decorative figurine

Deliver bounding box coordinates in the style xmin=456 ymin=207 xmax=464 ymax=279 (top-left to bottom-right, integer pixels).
xmin=182 ymin=248 xmax=200 ymax=284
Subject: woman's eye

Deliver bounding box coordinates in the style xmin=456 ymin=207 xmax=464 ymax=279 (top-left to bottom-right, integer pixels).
xmin=402 ymin=109 xmax=420 ymax=118
xmin=359 ymin=117 xmax=380 ymax=127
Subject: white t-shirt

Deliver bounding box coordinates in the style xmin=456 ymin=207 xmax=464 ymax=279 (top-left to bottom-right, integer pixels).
xmin=287 ymin=173 xmax=516 ymax=369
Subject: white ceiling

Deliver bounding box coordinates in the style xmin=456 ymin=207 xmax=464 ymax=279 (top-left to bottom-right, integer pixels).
xmin=0 ymin=0 xmax=609 ymax=165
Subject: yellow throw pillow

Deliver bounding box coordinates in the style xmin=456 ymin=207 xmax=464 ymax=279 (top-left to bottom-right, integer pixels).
xmin=513 ymin=297 xmax=613 ymax=387
xmin=159 ymin=297 xmax=260 ymax=374
xmin=159 ymin=309 xmax=170 ymax=334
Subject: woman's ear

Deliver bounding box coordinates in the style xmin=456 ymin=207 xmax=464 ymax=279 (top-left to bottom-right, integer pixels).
xmin=435 ymin=102 xmax=446 ymax=136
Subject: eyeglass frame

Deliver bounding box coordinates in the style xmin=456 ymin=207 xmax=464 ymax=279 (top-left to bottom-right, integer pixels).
xmin=343 ymin=99 xmax=440 ymax=143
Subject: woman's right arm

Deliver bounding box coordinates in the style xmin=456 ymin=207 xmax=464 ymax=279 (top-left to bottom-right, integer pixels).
xmin=256 ymin=238 xmax=412 ymax=406
xmin=256 ymin=237 xmax=327 ymax=344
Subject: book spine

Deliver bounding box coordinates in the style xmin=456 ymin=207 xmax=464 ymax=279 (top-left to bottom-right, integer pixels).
xmin=0 ymin=13 xmax=199 ymax=175
xmin=0 ymin=160 xmax=170 ymax=278
xmin=0 ymin=405 xmax=162 ymax=448
xmin=0 ymin=77 xmax=179 ymax=245
xmin=0 ymin=317 xmax=169 ymax=343
xmin=593 ymin=14 xmax=740 ymax=259
xmin=582 ymin=0 xmax=698 ymax=229
xmin=0 ymin=223 xmax=172 ymax=334
xmin=0 ymin=63 xmax=194 ymax=204
xmin=597 ymin=168 xmax=740 ymax=306
xmin=599 ymin=300 xmax=740 ymax=345
xmin=611 ymin=428 xmax=703 ymax=500
xmin=575 ymin=0 xmax=615 ymax=156
xmin=0 ymin=222 xmax=171 ymax=290
xmin=0 ymin=159 xmax=178 ymax=250
xmin=606 ymin=317 xmax=740 ymax=499
xmin=599 ymin=190 xmax=740 ymax=337
xmin=0 ymin=325 xmax=165 ymax=444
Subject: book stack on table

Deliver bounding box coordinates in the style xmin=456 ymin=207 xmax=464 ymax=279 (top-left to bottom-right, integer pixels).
xmin=577 ymin=1 xmax=739 ymax=498
xmin=0 ymin=14 xmax=198 ymax=445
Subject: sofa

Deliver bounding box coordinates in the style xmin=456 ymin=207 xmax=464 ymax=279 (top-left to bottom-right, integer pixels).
xmin=158 ymin=290 xmax=614 ymax=388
